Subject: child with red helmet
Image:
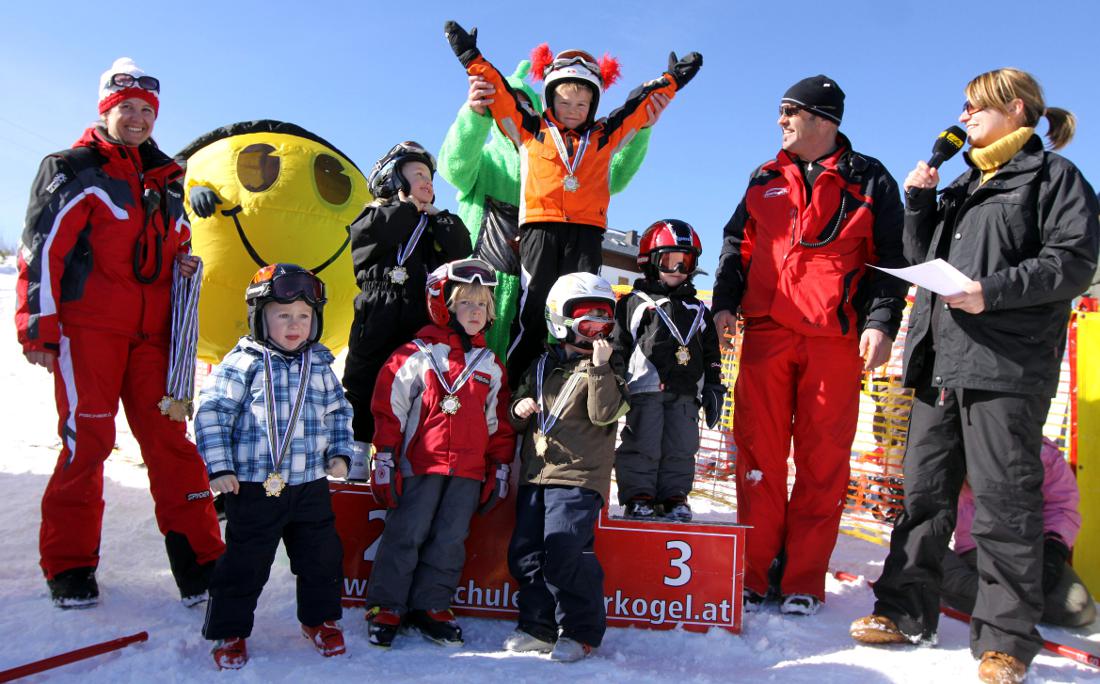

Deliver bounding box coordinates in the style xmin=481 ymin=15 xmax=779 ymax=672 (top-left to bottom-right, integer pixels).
xmin=342 ymin=141 xmax=472 ymax=468
xmin=194 ymin=263 xmax=353 ymax=669
xmin=364 ymin=258 xmax=515 ymax=649
xmin=443 ymin=20 xmax=702 ymax=388
xmin=505 ymin=272 xmax=630 ymax=662
xmin=612 ymin=220 xmax=725 ymax=521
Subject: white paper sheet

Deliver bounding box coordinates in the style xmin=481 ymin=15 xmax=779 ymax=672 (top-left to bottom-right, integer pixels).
xmin=869 ymin=259 xmax=971 ymax=296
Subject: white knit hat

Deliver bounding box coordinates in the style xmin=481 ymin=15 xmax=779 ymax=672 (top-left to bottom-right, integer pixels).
xmin=98 ymin=57 xmax=159 ymax=116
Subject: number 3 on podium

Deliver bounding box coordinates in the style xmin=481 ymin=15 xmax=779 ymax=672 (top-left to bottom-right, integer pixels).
xmin=664 ymin=540 xmax=692 ymax=587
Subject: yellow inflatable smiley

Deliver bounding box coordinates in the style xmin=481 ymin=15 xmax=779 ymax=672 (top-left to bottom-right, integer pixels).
xmin=179 ymin=121 xmax=370 ymax=363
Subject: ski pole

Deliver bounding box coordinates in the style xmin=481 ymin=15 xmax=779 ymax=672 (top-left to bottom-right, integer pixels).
xmin=832 ymin=571 xmax=1099 ymax=671
xmin=0 ymin=631 xmax=148 ymax=682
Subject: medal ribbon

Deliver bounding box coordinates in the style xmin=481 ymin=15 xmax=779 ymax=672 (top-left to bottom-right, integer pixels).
xmin=262 ymin=346 xmax=313 ymax=474
xmin=411 ymin=339 xmax=492 ymax=401
xmin=635 ymin=292 xmax=706 ymax=349
xmin=394 ymin=213 xmax=429 ymax=269
xmin=535 ymin=353 xmax=585 ymax=436
xmin=544 ymin=118 xmax=591 ymax=181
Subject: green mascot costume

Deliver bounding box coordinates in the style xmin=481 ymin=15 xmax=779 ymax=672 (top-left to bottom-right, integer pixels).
xmin=438 ymin=59 xmax=652 ymax=359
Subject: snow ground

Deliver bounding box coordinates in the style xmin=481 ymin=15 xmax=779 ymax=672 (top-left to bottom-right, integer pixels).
xmin=1 ymin=258 xmax=1097 ymax=683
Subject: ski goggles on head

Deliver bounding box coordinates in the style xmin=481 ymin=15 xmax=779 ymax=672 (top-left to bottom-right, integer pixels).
xmin=655 ymin=249 xmax=697 ymax=274
xmin=444 ymin=258 xmax=497 ymax=286
xmin=109 ymin=73 xmax=160 ymax=93
xmin=568 ymin=302 xmax=615 ymax=339
xmin=547 ymin=53 xmax=600 ymax=79
xmin=248 ymin=265 xmax=327 ymax=304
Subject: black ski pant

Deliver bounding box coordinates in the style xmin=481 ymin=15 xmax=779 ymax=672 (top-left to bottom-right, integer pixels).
xmin=508 ymin=484 xmax=606 ymax=647
xmin=507 ymin=223 xmax=603 ymax=389
xmin=344 ymin=284 xmax=431 ymax=442
xmin=203 ymin=479 xmax=343 ymax=640
xmin=615 ymin=391 xmax=700 ymax=505
xmin=872 ymin=383 xmax=1049 ymax=664
xmin=941 ymin=548 xmax=1097 ymax=628
xmin=365 ymin=475 xmax=480 ymax=614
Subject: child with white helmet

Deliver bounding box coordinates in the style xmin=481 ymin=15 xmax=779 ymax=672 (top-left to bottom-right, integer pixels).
xmin=505 ymin=272 xmax=630 ymax=662
xmin=364 ymin=258 xmax=515 ymax=649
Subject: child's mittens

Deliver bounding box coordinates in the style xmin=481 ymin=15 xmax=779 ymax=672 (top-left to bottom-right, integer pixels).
xmin=701 ymin=383 xmax=727 ymax=429
xmin=326 ymin=457 xmax=349 ymax=480
xmin=209 ymin=473 xmax=240 ymax=495
xmin=444 ymin=21 xmax=481 ymax=67
xmin=667 ymin=52 xmax=703 ymax=88
xmin=370 ymin=451 xmax=403 ymax=509
xmin=478 ymin=463 xmax=511 ymax=515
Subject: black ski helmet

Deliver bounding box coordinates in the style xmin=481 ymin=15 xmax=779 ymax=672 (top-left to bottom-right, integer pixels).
xmin=367 ymin=141 xmax=436 ymax=201
xmin=245 ymin=263 xmax=327 ymax=349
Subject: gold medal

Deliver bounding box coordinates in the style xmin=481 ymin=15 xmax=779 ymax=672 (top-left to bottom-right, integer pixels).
xmin=389 ymin=265 xmax=409 ymax=284
xmin=263 ymin=472 xmax=286 ymax=497
xmin=441 ymin=394 xmax=461 ymax=415
xmin=676 ymin=345 xmax=692 ymax=366
xmin=534 ymin=431 xmax=549 ymax=457
xmin=563 ymin=174 xmax=580 ymax=192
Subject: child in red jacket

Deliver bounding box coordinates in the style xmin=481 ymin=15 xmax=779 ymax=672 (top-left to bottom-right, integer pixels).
xmin=364 ymin=258 xmax=515 ymax=648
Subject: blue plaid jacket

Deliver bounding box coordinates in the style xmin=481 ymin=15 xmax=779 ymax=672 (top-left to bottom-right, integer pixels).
xmin=195 ymin=338 xmax=354 ymax=484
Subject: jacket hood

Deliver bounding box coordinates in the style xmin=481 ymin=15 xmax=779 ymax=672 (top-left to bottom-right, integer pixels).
xmin=75 ymin=126 xmax=181 ymax=179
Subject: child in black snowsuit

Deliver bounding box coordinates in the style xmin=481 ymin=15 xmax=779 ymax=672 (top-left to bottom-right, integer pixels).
xmin=342 ymin=142 xmax=472 ymax=451
xmin=612 ymin=219 xmax=725 ymax=522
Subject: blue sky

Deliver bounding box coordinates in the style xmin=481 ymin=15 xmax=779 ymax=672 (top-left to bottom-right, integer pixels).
xmin=1 ymin=0 xmax=1096 ymax=287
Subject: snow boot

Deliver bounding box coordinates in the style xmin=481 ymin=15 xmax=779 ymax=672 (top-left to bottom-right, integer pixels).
xmin=212 ymin=637 xmax=248 ymax=670
xmin=503 ymin=628 xmax=555 ymax=653
xmin=624 ymin=497 xmax=658 ymax=520
xmin=849 ymin=614 xmax=911 ymax=645
xmin=302 ymin=621 xmax=346 ymax=657
xmin=48 ymin=566 xmax=99 ymax=609
xmin=978 ymin=651 xmax=1027 ymax=684
xmin=550 ymin=637 xmax=594 ymax=662
xmin=366 ymin=606 xmax=402 ymax=648
xmin=663 ymin=498 xmax=693 ymax=522
xmin=165 ymin=531 xmax=214 ymax=606
xmin=742 ymin=589 xmax=768 ymax=613
xmin=407 ymin=608 xmax=463 ymax=646
xmin=780 ymin=593 xmax=822 ymax=616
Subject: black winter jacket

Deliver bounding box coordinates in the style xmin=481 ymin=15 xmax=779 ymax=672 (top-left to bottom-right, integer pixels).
xmin=902 ymin=135 xmax=1099 ymax=396
xmin=612 ymin=278 xmax=723 ymax=397
xmin=348 ymin=200 xmax=472 ymax=314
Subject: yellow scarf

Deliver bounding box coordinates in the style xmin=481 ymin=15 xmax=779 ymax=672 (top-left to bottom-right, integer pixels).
xmin=969 ymin=126 xmax=1034 ymax=184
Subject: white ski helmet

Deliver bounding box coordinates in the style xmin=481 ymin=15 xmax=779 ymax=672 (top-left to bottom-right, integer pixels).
xmin=545 ymin=272 xmax=617 ymax=346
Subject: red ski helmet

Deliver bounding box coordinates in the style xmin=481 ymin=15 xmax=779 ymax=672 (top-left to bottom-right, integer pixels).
xmin=637 ymin=219 xmax=703 ymax=277
xmin=425 ymin=258 xmax=497 ymax=329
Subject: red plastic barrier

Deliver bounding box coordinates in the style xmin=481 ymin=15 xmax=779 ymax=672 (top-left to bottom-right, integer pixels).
xmin=0 ymin=632 xmax=148 ymax=682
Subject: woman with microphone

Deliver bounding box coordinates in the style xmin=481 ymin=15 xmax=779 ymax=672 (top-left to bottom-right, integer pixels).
xmin=849 ymin=68 xmax=1099 ymax=684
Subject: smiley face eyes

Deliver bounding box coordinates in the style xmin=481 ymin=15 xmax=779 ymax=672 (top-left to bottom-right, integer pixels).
xmin=237 ymin=143 xmax=281 ymax=192
xmin=314 ymin=154 xmax=352 ymax=205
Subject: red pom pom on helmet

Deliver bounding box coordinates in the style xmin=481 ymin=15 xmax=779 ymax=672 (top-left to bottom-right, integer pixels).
xmin=530 ymin=43 xmax=553 ymax=81
xmin=598 ymin=54 xmax=621 ymax=90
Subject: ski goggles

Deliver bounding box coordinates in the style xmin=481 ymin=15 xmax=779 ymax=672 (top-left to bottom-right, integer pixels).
xmin=443 ymin=258 xmax=497 ymax=286
xmin=109 ymin=73 xmax=161 ymax=93
xmin=547 ymin=53 xmax=600 ymax=79
xmin=568 ymin=302 xmax=615 ymax=340
xmin=655 ymin=249 xmax=697 ymax=274
xmin=248 ymin=265 xmax=327 ymax=304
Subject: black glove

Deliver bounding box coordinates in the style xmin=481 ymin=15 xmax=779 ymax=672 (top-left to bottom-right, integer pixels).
xmin=189 ymin=186 xmax=222 ymax=219
xmin=667 ymin=51 xmax=703 ymax=89
xmin=702 ymin=383 xmax=727 ymax=429
xmin=444 ymin=20 xmax=481 ymax=68
xmin=1041 ymin=535 xmax=1070 ymax=594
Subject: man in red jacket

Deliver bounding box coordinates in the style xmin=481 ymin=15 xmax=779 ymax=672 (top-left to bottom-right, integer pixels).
xmin=15 ymin=57 xmax=224 ymax=608
xmin=712 ymin=75 xmax=907 ymax=616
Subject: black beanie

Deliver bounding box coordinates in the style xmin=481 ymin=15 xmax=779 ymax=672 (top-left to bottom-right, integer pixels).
xmin=782 ymin=75 xmax=845 ymax=124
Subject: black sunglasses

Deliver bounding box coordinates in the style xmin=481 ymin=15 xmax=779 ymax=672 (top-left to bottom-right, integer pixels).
xmin=110 ymin=73 xmax=160 ymax=93
xmin=779 ymin=104 xmax=804 ymax=118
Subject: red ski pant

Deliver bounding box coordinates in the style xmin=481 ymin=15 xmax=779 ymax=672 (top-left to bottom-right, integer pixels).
xmin=733 ymin=321 xmax=862 ymax=600
xmin=39 ymin=326 xmax=225 ymax=579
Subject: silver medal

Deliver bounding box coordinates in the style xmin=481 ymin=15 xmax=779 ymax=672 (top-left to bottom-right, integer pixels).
xmin=389 ymin=265 xmax=409 ymax=284
xmin=563 ymin=174 xmax=580 ymax=192
xmin=441 ymin=394 xmax=461 ymax=415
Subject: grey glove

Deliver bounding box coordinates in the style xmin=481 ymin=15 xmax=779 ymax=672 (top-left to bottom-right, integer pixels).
xmin=189 ymin=186 xmax=222 ymax=219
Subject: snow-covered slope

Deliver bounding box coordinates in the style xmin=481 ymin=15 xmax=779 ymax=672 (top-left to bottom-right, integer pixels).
xmin=1 ymin=258 xmax=1096 ymax=682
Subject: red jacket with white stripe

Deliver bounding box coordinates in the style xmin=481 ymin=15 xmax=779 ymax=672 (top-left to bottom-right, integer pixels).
xmin=370 ymin=323 xmax=515 ymax=480
xmin=15 ymin=127 xmax=190 ymax=352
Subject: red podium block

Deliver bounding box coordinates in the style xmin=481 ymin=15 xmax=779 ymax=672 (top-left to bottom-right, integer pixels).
xmin=331 ymin=482 xmax=745 ymax=633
